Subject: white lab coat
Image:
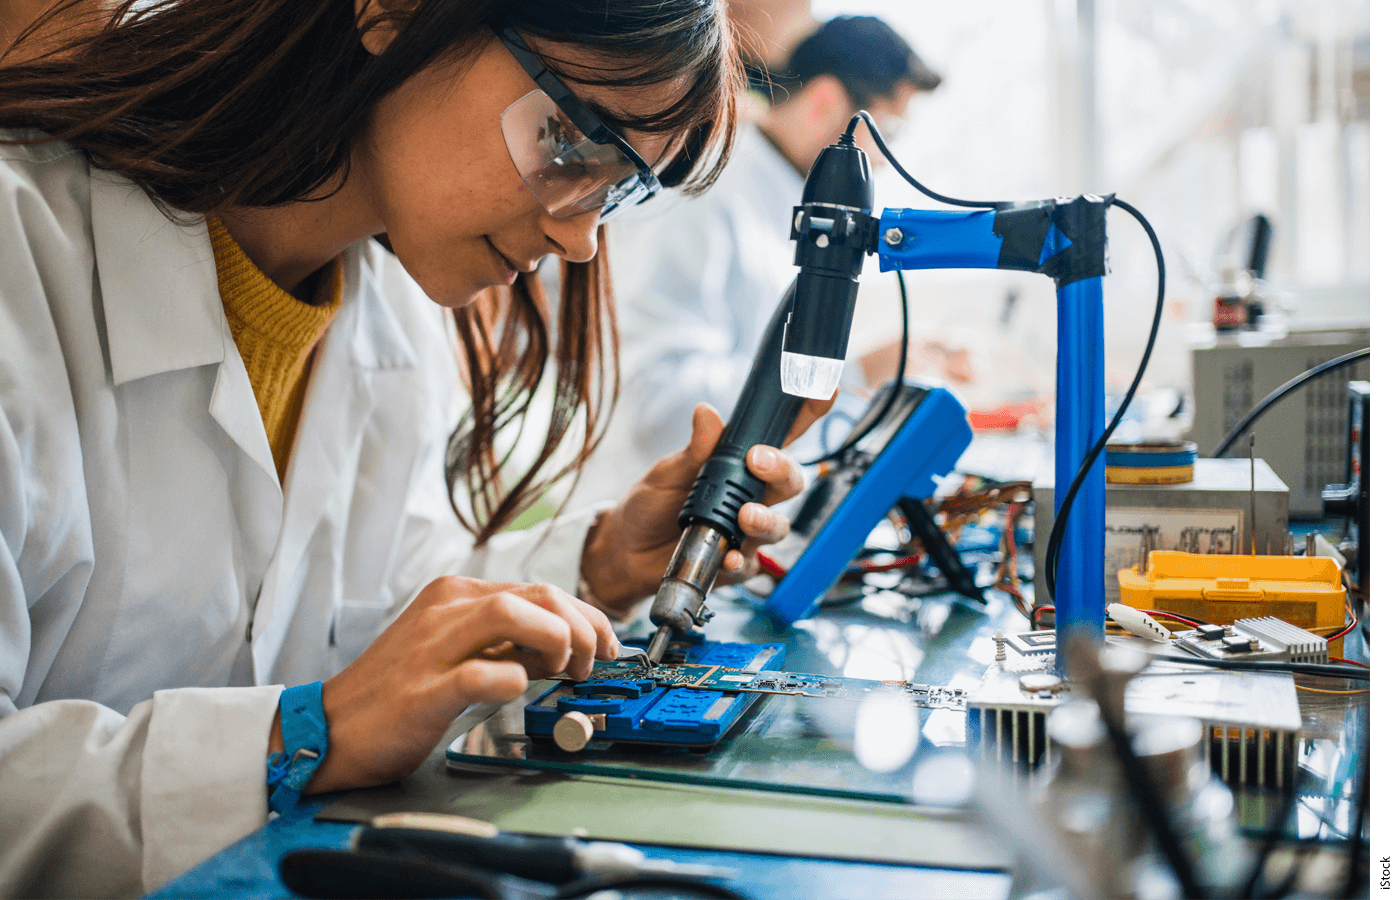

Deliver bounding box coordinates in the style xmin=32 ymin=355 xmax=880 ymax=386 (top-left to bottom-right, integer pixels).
xmin=0 ymin=134 xmax=605 ymax=898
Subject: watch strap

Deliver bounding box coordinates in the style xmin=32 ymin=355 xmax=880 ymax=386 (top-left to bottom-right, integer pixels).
xmin=267 ymin=681 xmax=327 ymax=814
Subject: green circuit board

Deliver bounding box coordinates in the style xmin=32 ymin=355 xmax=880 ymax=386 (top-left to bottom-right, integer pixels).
xmin=572 ymin=661 xmax=968 ymax=710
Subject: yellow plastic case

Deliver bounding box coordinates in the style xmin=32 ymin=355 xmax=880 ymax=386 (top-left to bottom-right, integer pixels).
xmin=1117 ymin=550 xmax=1347 ymax=646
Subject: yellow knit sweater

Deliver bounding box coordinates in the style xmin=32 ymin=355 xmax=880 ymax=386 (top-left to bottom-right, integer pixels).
xmin=208 ymin=219 xmax=342 ymax=480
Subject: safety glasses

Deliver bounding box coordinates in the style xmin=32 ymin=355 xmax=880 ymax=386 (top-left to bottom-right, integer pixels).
xmin=496 ymin=27 xmax=661 ymax=223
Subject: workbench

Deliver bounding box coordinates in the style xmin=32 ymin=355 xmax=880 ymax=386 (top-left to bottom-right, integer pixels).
xmin=145 ymin=569 xmax=1367 ymax=899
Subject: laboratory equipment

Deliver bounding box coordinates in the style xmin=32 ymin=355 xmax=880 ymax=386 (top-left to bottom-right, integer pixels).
xmin=646 ymin=112 xmax=1140 ymax=672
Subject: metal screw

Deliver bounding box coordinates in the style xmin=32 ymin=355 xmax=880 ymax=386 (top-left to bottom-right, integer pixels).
xmin=994 ymin=629 xmax=1007 ymax=662
xmin=883 ymin=227 xmax=904 ymax=246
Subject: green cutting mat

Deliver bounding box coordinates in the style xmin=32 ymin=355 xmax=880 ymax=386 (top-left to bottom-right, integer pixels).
xmin=319 ymin=763 xmax=1009 ymax=871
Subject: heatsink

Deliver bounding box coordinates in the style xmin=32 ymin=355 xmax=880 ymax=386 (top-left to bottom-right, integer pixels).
xmin=1175 ymin=617 xmax=1328 ymax=664
xmin=966 ymin=650 xmax=1301 ymax=789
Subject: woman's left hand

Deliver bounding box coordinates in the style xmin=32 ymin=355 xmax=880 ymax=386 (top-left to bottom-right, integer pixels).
xmin=579 ymin=398 xmax=830 ymax=618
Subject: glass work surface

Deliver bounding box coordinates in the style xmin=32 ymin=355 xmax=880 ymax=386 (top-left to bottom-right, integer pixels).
xmin=446 ymin=584 xmax=1369 ymax=842
xmin=448 ymin=678 xmax=974 ymax=804
xmin=448 ymin=587 xmax=998 ymax=804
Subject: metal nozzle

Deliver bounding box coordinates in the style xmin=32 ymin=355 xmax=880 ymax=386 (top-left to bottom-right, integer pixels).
xmin=645 ymin=523 xmax=732 ymax=662
xmin=644 ymin=626 xmax=672 ymax=663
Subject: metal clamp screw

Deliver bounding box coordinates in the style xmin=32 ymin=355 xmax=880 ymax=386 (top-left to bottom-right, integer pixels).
xmin=883 ymin=227 xmax=904 ymax=247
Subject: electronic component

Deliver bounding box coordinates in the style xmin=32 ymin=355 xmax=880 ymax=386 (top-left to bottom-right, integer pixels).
xmin=1190 ymin=328 xmax=1368 ymax=517
xmin=1106 ymin=603 xmax=1171 ymax=642
xmin=1033 ymin=457 xmax=1290 ymax=606
xmin=760 ymin=381 xmax=974 ymax=624
xmin=569 ymin=660 xmax=969 ymax=711
xmin=1174 ymin=616 xmax=1328 ymax=664
xmin=1002 ymin=631 xmax=1057 ymax=656
xmin=524 ymin=640 xmax=786 ymax=752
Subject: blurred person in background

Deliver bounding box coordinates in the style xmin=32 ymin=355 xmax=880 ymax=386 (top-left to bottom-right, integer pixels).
xmin=567 ymin=16 xmax=941 ymax=512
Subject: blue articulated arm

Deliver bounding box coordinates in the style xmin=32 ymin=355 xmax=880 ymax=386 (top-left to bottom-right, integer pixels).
xmin=877 ymin=197 xmax=1113 ymax=661
xmin=767 ymin=197 xmax=1113 ymax=666
xmin=876 ymin=197 xmax=1112 ymax=283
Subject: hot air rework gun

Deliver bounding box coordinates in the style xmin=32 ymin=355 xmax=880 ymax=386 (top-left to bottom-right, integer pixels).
xmin=644 ymin=130 xmax=881 ymax=662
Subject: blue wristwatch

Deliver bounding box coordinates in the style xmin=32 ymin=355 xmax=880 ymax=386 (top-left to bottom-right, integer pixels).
xmin=266 ymin=681 xmax=328 ymax=815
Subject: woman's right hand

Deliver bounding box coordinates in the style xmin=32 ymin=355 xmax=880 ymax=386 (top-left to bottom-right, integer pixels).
xmin=272 ymin=576 xmax=621 ymax=794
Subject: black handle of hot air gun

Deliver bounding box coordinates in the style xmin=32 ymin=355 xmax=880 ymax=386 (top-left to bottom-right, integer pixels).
xmin=676 ymin=133 xmax=875 ymax=546
xmin=677 ymin=282 xmax=804 ymax=544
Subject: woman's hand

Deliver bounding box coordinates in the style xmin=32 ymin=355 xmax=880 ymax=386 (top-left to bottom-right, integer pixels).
xmin=579 ymin=398 xmax=831 ymax=618
xmin=269 ymin=576 xmax=620 ymax=793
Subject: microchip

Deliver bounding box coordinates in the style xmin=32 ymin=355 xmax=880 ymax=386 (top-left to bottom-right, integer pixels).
xmin=1196 ymin=624 xmax=1226 ymax=642
xmin=1221 ymin=634 xmax=1253 ymax=654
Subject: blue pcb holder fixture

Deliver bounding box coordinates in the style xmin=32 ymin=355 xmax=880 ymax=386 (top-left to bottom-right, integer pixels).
xmin=523 ymin=638 xmax=786 ymax=750
xmin=781 ymin=197 xmax=1113 ymax=669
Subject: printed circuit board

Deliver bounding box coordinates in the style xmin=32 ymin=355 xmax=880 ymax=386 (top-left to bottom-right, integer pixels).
xmin=570 ymin=661 xmax=968 ymax=710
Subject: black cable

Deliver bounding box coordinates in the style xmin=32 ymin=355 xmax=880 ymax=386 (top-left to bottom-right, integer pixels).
xmin=846 ymin=113 xmax=1001 ymax=209
xmin=1209 ymin=349 xmax=1369 ymax=458
xmin=802 ymin=269 xmax=909 ymax=466
xmin=817 ymin=410 xmax=856 ymax=456
xmin=1044 ymin=198 xmax=1166 ymax=602
xmin=1154 ymin=655 xmax=1368 ymax=681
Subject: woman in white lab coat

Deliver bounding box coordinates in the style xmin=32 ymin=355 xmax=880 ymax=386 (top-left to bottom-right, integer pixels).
xmin=0 ymin=1 xmax=820 ymax=896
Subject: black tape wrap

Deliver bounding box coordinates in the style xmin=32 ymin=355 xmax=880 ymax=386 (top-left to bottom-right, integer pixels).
xmin=992 ymin=194 xmax=1114 ymax=289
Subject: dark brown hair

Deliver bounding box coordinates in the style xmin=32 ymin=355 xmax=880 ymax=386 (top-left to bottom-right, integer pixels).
xmin=0 ymin=0 xmax=742 ymax=542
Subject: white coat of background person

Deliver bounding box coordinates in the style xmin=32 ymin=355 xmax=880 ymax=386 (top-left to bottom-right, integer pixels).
xmin=0 ymin=3 xmax=825 ymax=897
xmin=568 ymin=16 xmax=942 ymax=511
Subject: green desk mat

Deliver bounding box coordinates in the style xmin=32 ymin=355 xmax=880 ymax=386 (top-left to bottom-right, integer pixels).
xmin=319 ymin=764 xmax=1006 ymax=871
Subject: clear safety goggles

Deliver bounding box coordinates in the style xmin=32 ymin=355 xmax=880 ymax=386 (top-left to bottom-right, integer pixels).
xmin=497 ymin=28 xmax=661 ymax=223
